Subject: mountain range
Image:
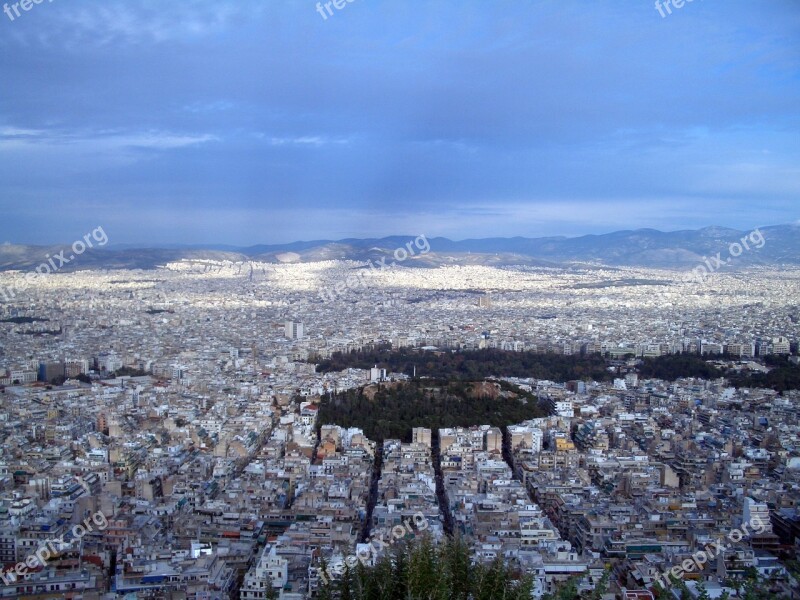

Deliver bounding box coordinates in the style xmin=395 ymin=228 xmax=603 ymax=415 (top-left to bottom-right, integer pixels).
xmin=1 ymin=224 xmax=798 ymax=272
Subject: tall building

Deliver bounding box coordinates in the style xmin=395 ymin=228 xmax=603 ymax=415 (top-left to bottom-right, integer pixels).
xmin=412 ymin=428 xmax=432 ymax=447
xmin=285 ymin=321 xmax=304 ymax=340
xmin=38 ymin=362 xmax=65 ymax=383
xmin=773 ymin=336 xmax=791 ymax=355
xmin=369 ymin=366 xmax=387 ymax=382
xmin=240 ymin=544 xmax=288 ymax=599
xmin=96 ymin=352 xmax=123 ymax=373
xmin=485 ymin=427 xmax=502 ymax=452
xmin=726 ymin=342 xmax=755 ymax=357
xmin=64 ymin=359 xmax=89 ymax=378
xmin=743 ymin=497 xmax=772 ymax=533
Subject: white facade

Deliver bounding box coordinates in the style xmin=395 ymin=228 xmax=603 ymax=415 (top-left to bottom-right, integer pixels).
xmin=285 ymin=321 xmax=304 ymax=340
xmin=743 ymin=497 xmax=772 ymax=533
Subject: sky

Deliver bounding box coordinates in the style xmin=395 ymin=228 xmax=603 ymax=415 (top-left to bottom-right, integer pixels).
xmin=0 ymin=0 xmax=798 ymax=246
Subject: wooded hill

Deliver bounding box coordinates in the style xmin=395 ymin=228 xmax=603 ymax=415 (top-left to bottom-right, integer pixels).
xmin=317 ymin=379 xmax=546 ymax=442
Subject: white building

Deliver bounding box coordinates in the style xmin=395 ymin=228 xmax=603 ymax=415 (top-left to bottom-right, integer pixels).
xmin=772 ymin=336 xmax=791 ymax=355
xmin=743 ymin=497 xmax=772 ymax=533
xmin=508 ymin=425 xmax=543 ymax=452
xmin=285 ymin=321 xmax=304 ymax=340
xmin=240 ymin=544 xmax=288 ymax=600
xmin=369 ymin=366 xmax=387 ymax=382
xmin=412 ymin=427 xmax=432 ymax=447
xmin=552 ymin=400 xmax=574 ymax=418
xmin=97 ymin=353 xmax=123 ymax=373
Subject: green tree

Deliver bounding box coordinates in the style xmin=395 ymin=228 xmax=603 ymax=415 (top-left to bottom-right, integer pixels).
xmin=391 ymin=544 xmax=409 ymax=600
xmin=672 ymin=576 xmax=692 ymax=600
xmin=337 ymin=563 xmax=353 ymax=600
xmin=541 ymin=574 xmax=579 ymax=600
xmin=696 ymin=580 xmax=711 ymax=600
xmin=317 ymin=556 xmax=333 ymax=600
xmin=320 ymin=535 xmax=534 ymax=600
xmin=589 ymin=569 xmax=610 ymax=599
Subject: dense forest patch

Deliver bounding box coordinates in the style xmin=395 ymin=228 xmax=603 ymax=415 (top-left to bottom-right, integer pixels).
xmin=314 ymin=347 xmax=613 ymax=382
xmin=313 ymin=348 xmax=800 ymax=392
xmin=317 ymin=379 xmax=547 ymax=441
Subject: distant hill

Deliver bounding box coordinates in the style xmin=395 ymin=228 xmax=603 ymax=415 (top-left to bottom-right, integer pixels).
xmin=1 ymin=223 xmax=797 ymax=271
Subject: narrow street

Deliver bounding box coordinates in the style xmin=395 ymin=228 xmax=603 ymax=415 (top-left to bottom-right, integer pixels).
xmin=360 ymin=440 xmax=384 ymax=542
xmin=432 ymin=430 xmax=455 ymax=536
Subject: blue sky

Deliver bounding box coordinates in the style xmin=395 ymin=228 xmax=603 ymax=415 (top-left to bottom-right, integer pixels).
xmin=0 ymin=0 xmax=798 ymax=245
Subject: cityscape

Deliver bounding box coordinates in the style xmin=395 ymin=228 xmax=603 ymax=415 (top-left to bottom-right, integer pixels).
xmin=1 ymin=1 xmax=800 ymax=599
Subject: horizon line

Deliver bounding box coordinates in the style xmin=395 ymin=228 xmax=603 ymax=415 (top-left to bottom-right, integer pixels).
xmin=3 ymin=222 xmax=795 ymax=249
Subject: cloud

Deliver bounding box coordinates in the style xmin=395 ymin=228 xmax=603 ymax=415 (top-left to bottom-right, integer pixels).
xmin=0 ymin=127 xmax=45 ymax=137
xmin=9 ymin=1 xmax=261 ymax=48
xmin=0 ymin=128 xmax=217 ymax=151
xmin=0 ymin=127 xmax=219 ymax=178
xmin=0 ymin=1 xmax=798 ymax=243
xmin=264 ymin=135 xmax=351 ymax=147
xmin=183 ymin=101 xmax=236 ymax=114
xmin=116 ymin=132 xmax=219 ymax=150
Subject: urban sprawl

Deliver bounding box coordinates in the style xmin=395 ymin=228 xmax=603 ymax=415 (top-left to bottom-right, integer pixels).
xmin=0 ymin=259 xmax=798 ymax=599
